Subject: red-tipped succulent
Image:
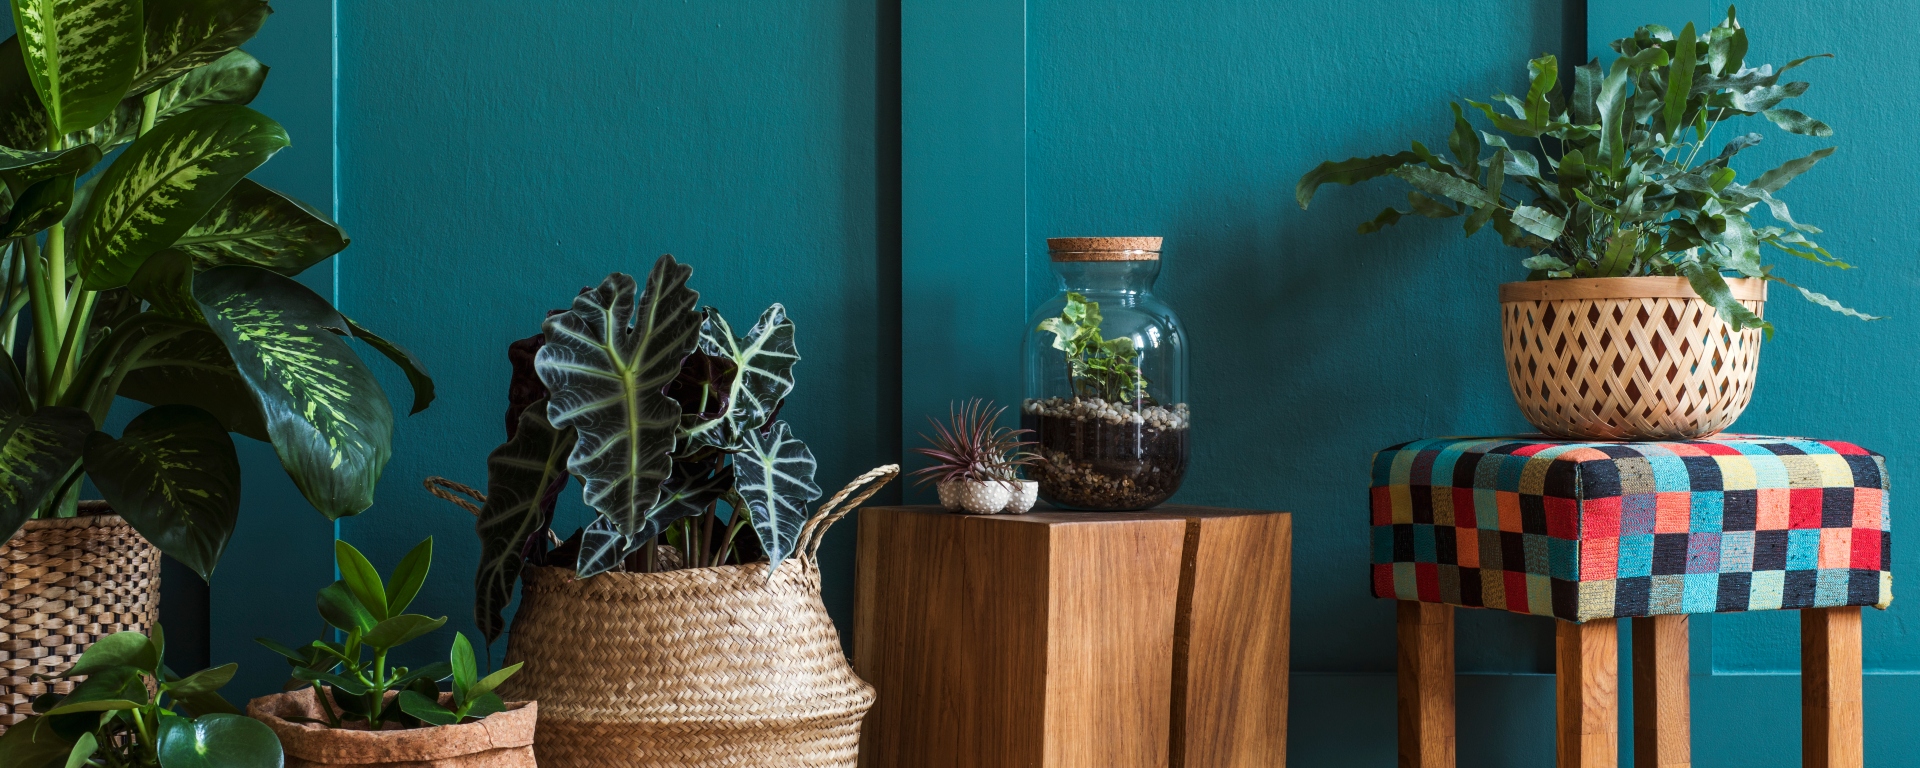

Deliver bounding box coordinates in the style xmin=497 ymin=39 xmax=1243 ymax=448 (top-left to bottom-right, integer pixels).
xmin=910 ymin=399 xmax=1037 ymax=487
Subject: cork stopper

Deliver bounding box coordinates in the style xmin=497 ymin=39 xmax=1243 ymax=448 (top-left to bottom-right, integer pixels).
xmin=1047 ymin=237 xmax=1162 ymax=262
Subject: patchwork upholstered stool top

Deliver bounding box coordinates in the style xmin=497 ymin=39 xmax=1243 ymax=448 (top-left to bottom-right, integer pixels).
xmin=1369 ymin=435 xmax=1892 ymax=623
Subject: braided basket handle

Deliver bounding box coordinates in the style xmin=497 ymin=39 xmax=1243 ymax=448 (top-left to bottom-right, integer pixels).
xmin=798 ymin=464 xmax=899 ymax=561
xmin=425 ymin=477 xmax=486 ymax=515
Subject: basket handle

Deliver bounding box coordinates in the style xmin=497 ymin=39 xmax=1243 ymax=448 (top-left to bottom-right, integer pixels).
xmin=798 ymin=464 xmax=899 ymax=561
xmin=425 ymin=477 xmax=486 ymax=515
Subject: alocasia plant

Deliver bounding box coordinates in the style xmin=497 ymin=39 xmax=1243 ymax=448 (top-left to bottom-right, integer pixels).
xmin=0 ymin=0 xmax=432 ymax=580
xmin=1296 ymin=6 xmax=1872 ymax=333
xmin=471 ymin=254 xmax=824 ymax=642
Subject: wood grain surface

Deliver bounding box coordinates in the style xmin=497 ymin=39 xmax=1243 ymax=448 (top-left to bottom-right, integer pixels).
xmin=1556 ymin=620 xmax=1618 ymax=768
xmin=853 ymin=505 xmax=1292 ymax=768
xmin=1801 ymin=607 xmax=1863 ymax=768
xmin=1632 ymin=615 xmax=1690 ymax=768
xmin=1396 ymin=601 xmax=1455 ymax=768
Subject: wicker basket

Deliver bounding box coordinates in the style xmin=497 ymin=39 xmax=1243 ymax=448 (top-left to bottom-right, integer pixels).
xmin=1500 ymin=276 xmax=1766 ymax=441
xmin=485 ymin=466 xmax=895 ymax=768
xmin=0 ymin=504 xmax=161 ymax=729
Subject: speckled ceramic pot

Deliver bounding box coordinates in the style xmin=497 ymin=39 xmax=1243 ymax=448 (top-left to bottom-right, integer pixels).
xmin=1002 ymin=480 xmax=1039 ymax=514
xmin=936 ymin=481 xmax=1012 ymax=515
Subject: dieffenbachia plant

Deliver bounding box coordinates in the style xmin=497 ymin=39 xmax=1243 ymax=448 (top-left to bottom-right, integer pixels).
xmin=0 ymin=0 xmax=431 ymax=578
xmin=1296 ymin=6 xmax=1873 ymax=333
xmin=471 ymin=254 xmax=822 ymax=642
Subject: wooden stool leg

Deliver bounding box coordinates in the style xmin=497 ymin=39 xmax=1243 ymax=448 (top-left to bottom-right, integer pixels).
xmin=1556 ymin=619 xmax=1618 ymax=768
xmin=1396 ymin=601 xmax=1454 ymax=768
xmin=1633 ymin=615 xmax=1690 ymax=768
xmin=1802 ymin=607 xmax=1863 ymax=768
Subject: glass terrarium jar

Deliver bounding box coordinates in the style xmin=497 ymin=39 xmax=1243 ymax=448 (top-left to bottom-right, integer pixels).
xmin=1022 ymin=237 xmax=1189 ymax=511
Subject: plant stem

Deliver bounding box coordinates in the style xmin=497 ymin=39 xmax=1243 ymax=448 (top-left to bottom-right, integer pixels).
xmin=20 ymin=237 xmax=56 ymax=398
xmin=139 ymin=90 xmax=160 ymax=135
xmin=48 ymin=289 xmax=96 ymax=401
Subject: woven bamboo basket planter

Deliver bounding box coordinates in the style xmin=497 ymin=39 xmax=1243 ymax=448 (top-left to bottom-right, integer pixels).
xmin=492 ymin=467 xmax=893 ymax=768
xmin=0 ymin=503 xmax=161 ymax=729
xmin=1500 ymin=276 xmax=1766 ymax=441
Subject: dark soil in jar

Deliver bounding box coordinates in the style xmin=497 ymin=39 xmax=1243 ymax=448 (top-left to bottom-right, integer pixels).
xmin=1022 ymin=397 xmax=1190 ymax=511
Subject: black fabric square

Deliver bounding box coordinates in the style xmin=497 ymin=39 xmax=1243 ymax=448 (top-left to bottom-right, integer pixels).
xmin=1438 ymin=564 xmax=1461 ymax=604
xmin=1544 ymin=461 xmax=1580 ymax=499
xmin=1844 ymin=454 xmax=1884 ymax=489
xmin=1614 ymin=576 xmax=1651 ymax=616
xmin=1596 ymin=445 xmax=1643 ymax=459
xmin=1411 ymin=485 xmax=1435 ymax=524
xmin=1753 ymin=530 xmax=1790 ymax=571
xmin=1459 ymin=567 xmax=1484 ymax=607
xmin=1652 ymin=533 xmax=1690 ymax=575
xmin=1435 ymin=526 xmax=1458 ymax=566
xmin=1682 ymin=456 xmax=1723 ymax=491
xmin=1393 ymin=525 xmax=1416 ymax=562
xmin=1821 ymin=487 xmax=1854 ymax=528
xmin=1717 ymin=572 xmax=1753 ymax=612
xmin=1580 ymin=458 xmax=1622 ymax=499
xmin=1451 ymin=452 xmax=1484 ymax=489
xmin=1722 ymin=490 xmax=1758 ymax=531
xmin=1501 ymin=531 xmax=1527 ymax=573
xmin=1478 ymin=530 xmax=1503 ymax=572
xmin=1764 ymin=442 xmax=1808 ymax=456
xmin=1551 ymin=579 xmax=1578 ymax=620
xmin=1411 ymin=450 xmax=1438 ymax=486
xmin=1782 ymin=570 xmax=1818 ymax=609
xmin=1848 ymin=569 xmax=1881 ymax=606
xmin=1520 ymin=494 xmax=1548 ymax=534
xmin=1884 ymin=532 xmax=1894 ymax=573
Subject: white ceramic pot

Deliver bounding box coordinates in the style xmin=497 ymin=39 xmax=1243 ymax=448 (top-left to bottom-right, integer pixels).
xmin=936 ymin=480 xmax=1013 ymax=515
xmin=1002 ymin=480 xmax=1039 ymax=514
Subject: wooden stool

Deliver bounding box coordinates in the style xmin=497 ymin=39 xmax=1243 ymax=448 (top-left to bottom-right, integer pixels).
xmin=1370 ymin=436 xmax=1890 ymax=768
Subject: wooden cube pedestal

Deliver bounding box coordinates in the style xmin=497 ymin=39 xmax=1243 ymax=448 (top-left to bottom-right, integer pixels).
xmin=853 ymin=505 xmax=1292 ymax=768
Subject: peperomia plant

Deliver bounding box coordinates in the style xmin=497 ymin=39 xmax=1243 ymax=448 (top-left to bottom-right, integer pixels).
xmin=0 ymin=626 xmax=282 ymax=768
xmin=0 ymin=0 xmax=432 ymax=578
xmin=471 ymin=254 xmax=825 ymax=642
xmin=257 ymin=537 xmax=522 ymax=730
xmin=1038 ymin=291 xmax=1146 ymax=403
xmin=1296 ymin=6 xmax=1871 ymax=333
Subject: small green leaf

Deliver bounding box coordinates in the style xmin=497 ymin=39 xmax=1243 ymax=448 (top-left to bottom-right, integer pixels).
xmin=450 ymin=632 xmax=477 ymax=696
xmin=384 ymin=537 xmax=432 ymax=615
xmin=1768 ymin=275 xmax=1881 ymax=321
xmin=1355 ymin=206 xmax=1404 ymax=234
xmin=45 ymin=666 xmax=143 ymax=714
xmin=397 ymin=690 xmax=458 ymax=727
xmin=1663 ymin=23 xmax=1696 ymax=136
xmin=1521 ymin=255 xmax=1570 ymax=271
xmin=361 ymin=614 xmax=445 ymax=651
xmin=316 ymin=580 xmax=375 ymax=635
xmin=1509 ymin=206 xmax=1566 ymax=241
xmin=291 ymin=666 xmax=369 ymax=696
xmin=0 ymin=173 xmax=77 ymax=239
xmin=1523 ymin=55 xmax=1558 ymax=126
xmin=392 ymin=661 xmax=452 ymax=687
xmin=1294 ymin=151 xmax=1419 ymax=208
xmin=163 ymin=663 xmax=236 ymax=697
xmin=1752 ymin=147 xmax=1836 ymax=193
xmin=61 ymin=731 xmax=95 ymax=768
xmin=1446 ymin=102 xmax=1479 ymax=169
xmin=334 ymin=540 xmax=389 ymax=621
xmin=156 ymin=714 xmax=283 ymax=768
xmin=468 ymin=661 xmax=523 ymax=700
xmin=253 ymin=637 xmax=308 ymax=664
xmin=1762 ymin=108 xmax=1832 ymax=137
xmin=1680 ymin=261 xmax=1771 ymax=334
xmin=1406 ymin=191 xmax=1458 ymax=219
xmin=62 ymin=631 xmax=155 ymax=678
xmin=459 ymin=691 xmax=505 ymax=723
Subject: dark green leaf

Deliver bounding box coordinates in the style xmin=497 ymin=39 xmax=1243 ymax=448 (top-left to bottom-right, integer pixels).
xmin=1596 ymin=60 xmax=1631 ymax=170
xmin=9 ymin=0 xmax=141 ymax=135
xmin=1446 ymin=102 xmax=1479 ymax=169
xmin=1389 ymin=165 xmax=1497 ymax=209
xmin=291 ymin=666 xmax=368 ymax=696
xmin=469 ymin=660 xmax=522 ymax=700
xmin=131 ymin=0 xmax=271 ymax=95
xmin=736 ymin=421 xmax=822 ymax=575
xmin=163 ymin=663 xmax=235 ymax=697
xmin=1680 ymin=261 xmax=1770 ymax=333
xmin=681 ymin=305 xmax=798 ymax=450
xmin=252 ymin=637 xmax=308 ymax=664
xmin=1729 ymin=81 xmax=1808 ymax=112
xmin=109 ymin=322 xmax=268 ymax=441
xmin=0 ymin=37 xmax=52 ymax=151
xmin=1709 ymin=133 xmax=1763 ymax=166
xmin=1293 ymin=151 xmax=1419 ymax=208
xmin=0 ymin=173 xmax=76 ymax=239
xmin=0 ymin=407 xmax=94 ymax=543
xmin=171 ymin=689 xmax=240 ymax=716
xmin=1752 ymin=146 xmax=1835 ymax=193
xmin=336 ymin=316 xmax=433 ymax=416
xmin=171 ymin=178 xmax=348 ymax=276
xmin=385 ymin=537 xmax=432 ymax=616
xmin=1464 ymin=99 xmax=1544 ymax=137
xmin=362 ymin=614 xmax=445 ymax=651
xmin=194 ymin=265 xmax=394 ymax=518
xmin=1762 ymin=108 xmax=1832 ymax=137
xmin=83 ymin=404 xmax=239 ymax=580
xmin=397 ymin=690 xmax=457 ymax=727
xmin=1406 ymin=191 xmax=1458 ymax=218
xmin=1768 ymin=275 xmax=1881 ymax=321
xmin=76 ymin=104 xmax=289 ymax=290
xmin=62 ymin=631 xmax=156 ymax=678
xmin=334 ymin=540 xmax=388 ymax=621
xmin=450 ymin=632 xmax=477 ymax=696
xmin=535 ymin=256 xmax=702 ymax=536
xmin=156 ymin=714 xmax=283 ymax=768
xmin=316 ymin=580 xmax=375 ymax=635
xmin=1663 ymin=23 xmax=1696 ymax=137
xmin=76 ymin=49 xmax=267 ymax=153
xmin=473 ymin=402 xmax=572 ymax=643
xmin=1571 ymin=59 xmax=1602 ymax=125
xmin=127 ymin=248 xmax=203 ymax=322
xmin=0 ymin=717 xmax=73 ymax=768
xmin=45 ymin=666 xmax=143 ymax=714
xmin=0 ymin=144 xmax=101 ymax=188
xmin=392 ymin=661 xmax=451 ymax=687
xmin=1354 ymin=206 xmax=1403 ymax=234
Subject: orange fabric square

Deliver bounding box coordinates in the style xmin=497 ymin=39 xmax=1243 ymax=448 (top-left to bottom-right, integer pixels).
xmin=1756 ymin=488 xmax=1791 ymax=530
xmin=1497 ymin=491 xmax=1521 ymax=532
xmin=1654 ymin=492 xmax=1691 ymax=533
xmin=1854 ymin=487 xmax=1886 ymax=529
xmin=1456 ymin=527 xmax=1480 ymax=569
xmin=1819 ymin=528 xmax=1854 ymax=569
xmin=1581 ymin=536 xmax=1618 ymax=581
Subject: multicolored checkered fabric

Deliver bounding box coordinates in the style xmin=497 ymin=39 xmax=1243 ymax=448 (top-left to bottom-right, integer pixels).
xmin=1370 ymin=436 xmax=1891 ymax=622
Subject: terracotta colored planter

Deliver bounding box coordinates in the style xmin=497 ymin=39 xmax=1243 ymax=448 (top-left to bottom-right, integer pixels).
xmin=248 ymin=689 xmax=537 ymax=768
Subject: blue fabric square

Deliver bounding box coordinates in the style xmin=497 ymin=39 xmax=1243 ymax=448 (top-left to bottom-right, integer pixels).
xmin=1683 ymin=572 xmax=1721 ymax=613
xmin=1690 ymin=491 xmax=1725 ymax=533
xmin=1618 ymin=534 xmax=1655 ymax=578
xmin=1549 ymin=538 xmax=1579 ymax=580
xmin=1414 ymin=525 xmax=1437 ymax=563
xmin=1787 ymin=529 xmax=1822 ymax=571
xmin=1372 ymin=525 xmax=1394 ymax=565
xmin=1720 ymin=531 xmax=1755 ymax=573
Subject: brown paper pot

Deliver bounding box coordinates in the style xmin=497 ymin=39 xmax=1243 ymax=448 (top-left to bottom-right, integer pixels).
xmin=0 ymin=503 xmax=161 ymax=729
xmin=248 ymin=689 xmax=537 ymax=768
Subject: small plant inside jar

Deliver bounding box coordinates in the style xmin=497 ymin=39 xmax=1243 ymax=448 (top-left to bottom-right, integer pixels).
xmin=1025 ymin=292 xmax=1190 ymax=510
xmin=911 ymin=400 xmax=1036 ymax=514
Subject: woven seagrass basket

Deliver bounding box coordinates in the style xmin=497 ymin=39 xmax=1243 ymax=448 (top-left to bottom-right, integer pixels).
xmin=1500 ymin=276 xmax=1766 ymax=441
xmin=0 ymin=503 xmax=161 ymax=729
xmin=488 ymin=466 xmax=895 ymax=768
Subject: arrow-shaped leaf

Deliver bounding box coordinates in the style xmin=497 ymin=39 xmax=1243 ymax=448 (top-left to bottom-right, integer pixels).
xmin=473 ymin=401 xmax=573 ymax=643
xmin=681 ymin=305 xmax=798 ymax=450
xmin=193 ymin=265 xmax=393 ymax=519
xmin=83 ymin=404 xmax=240 ymax=580
xmin=535 ymin=256 xmax=702 ymax=536
xmin=171 ymin=178 xmax=348 ymax=276
xmin=735 ymin=420 xmax=822 ymax=574
xmin=9 ymin=0 xmax=141 ymax=135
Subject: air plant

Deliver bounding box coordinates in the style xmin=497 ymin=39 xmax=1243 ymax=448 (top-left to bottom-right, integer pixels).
xmin=910 ymin=399 xmax=1036 ymax=488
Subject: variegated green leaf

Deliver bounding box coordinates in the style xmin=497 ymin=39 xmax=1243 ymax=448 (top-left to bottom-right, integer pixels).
xmin=681 ymin=305 xmax=797 ymax=450
xmin=535 ymin=256 xmax=702 ymax=536
xmin=75 ymin=49 xmax=266 ymax=152
xmin=111 ymin=321 xmax=267 ymax=440
xmin=0 ymin=172 xmax=75 ymax=238
xmin=735 ymin=420 xmax=821 ymax=574
xmin=131 ymin=0 xmax=269 ymax=95
xmin=192 ymin=265 xmax=393 ymax=519
xmin=0 ymin=406 xmax=93 ymax=542
xmin=75 ymin=103 xmax=288 ymax=290
xmin=9 ymin=0 xmax=142 ymax=135
xmin=0 ymin=37 xmax=52 ymax=150
xmin=473 ymin=400 xmax=573 ymax=642
xmin=171 ymin=178 xmax=347 ymax=275
xmin=127 ymin=247 xmax=201 ymax=320
xmin=0 ymin=143 xmax=99 ymax=185
xmin=83 ymin=404 xmax=238 ymax=579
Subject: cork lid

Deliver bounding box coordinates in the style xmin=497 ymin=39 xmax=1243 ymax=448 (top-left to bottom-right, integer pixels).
xmin=1046 ymin=237 xmax=1162 ymax=262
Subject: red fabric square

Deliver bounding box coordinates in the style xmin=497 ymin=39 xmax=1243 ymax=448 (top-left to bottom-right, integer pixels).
xmin=1503 ymin=570 xmax=1529 ymax=611
xmin=1452 ymin=487 xmax=1478 ymax=529
xmin=1581 ymin=536 xmax=1620 ymax=580
xmin=1373 ymin=564 xmax=1394 ymax=598
xmin=1582 ymin=496 xmax=1621 ymax=541
xmin=1512 ymin=443 xmax=1554 ymax=457
xmin=1852 ymin=528 xmax=1883 ymax=570
xmin=1545 ymin=496 xmax=1579 ymax=539
xmin=1416 ymin=563 xmax=1440 ymax=602
xmin=1693 ymin=442 xmax=1745 ymax=456
xmin=1825 ymin=440 xmax=1870 ymax=456
xmin=1790 ymin=488 xmax=1825 ymax=529
xmin=1372 ymin=486 xmax=1392 ymax=526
